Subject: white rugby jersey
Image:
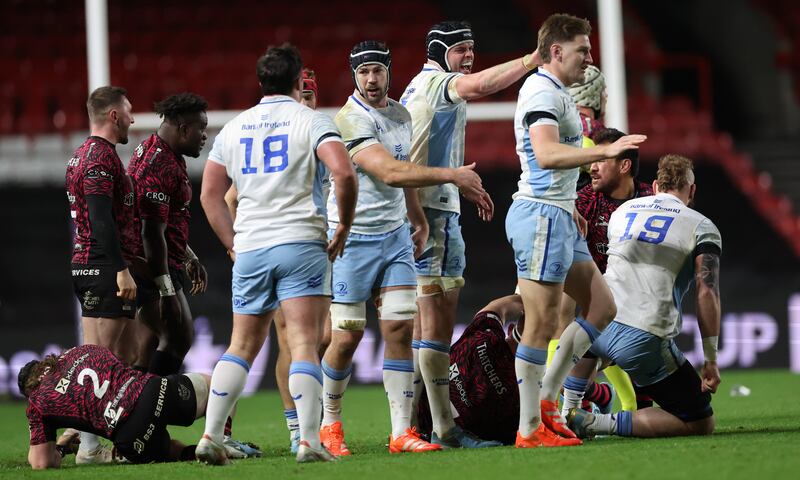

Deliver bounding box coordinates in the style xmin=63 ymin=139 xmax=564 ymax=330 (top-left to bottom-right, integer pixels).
xmin=400 ymin=64 xmax=466 ymax=214
xmin=512 ymin=68 xmax=583 ymax=212
xmin=329 ymin=94 xmax=412 ymax=235
xmin=208 ymin=95 xmax=342 ymax=253
xmin=605 ymin=192 xmax=722 ymax=339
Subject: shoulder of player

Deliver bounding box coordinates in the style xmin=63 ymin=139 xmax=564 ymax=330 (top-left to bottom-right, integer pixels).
xmin=387 ymin=98 xmax=412 ymax=120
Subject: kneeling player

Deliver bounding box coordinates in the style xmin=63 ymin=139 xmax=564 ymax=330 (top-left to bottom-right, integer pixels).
xmin=19 ymin=344 xmax=254 ymax=469
xmin=566 ymin=154 xmax=722 ymax=438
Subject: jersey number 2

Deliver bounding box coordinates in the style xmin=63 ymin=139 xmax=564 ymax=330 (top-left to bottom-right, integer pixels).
xmin=619 ymin=213 xmax=674 ymax=245
xmin=77 ymin=368 xmax=110 ymax=399
xmin=240 ymin=135 xmax=289 ymax=174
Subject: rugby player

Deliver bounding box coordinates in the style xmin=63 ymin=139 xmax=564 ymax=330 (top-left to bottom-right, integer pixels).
xmin=400 ymin=20 xmax=540 ymax=448
xmin=567 ymin=154 xmax=722 ymax=438
xmin=505 ymin=13 xmax=645 ymax=448
xmin=65 ymin=85 xmax=139 ymax=463
xmin=197 ymin=43 xmax=357 ymax=464
xmin=128 ymin=93 xmax=209 ymax=376
xmin=320 ymin=41 xmax=491 ymax=455
xmin=223 ymin=67 xmax=328 ymax=455
xmin=19 ymin=344 xmax=252 ymax=468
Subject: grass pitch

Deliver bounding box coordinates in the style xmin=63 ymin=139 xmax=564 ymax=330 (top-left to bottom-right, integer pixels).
xmin=0 ymin=369 xmax=798 ymax=479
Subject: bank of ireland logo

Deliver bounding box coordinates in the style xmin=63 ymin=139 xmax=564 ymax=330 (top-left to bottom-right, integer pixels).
xmin=334 ymin=282 xmax=348 ymax=296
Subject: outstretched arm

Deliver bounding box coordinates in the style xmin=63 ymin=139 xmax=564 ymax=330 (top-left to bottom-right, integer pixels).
xmin=478 ymin=294 xmax=524 ymax=325
xmin=454 ymin=50 xmax=541 ymax=101
xmin=530 ymin=124 xmax=647 ymax=170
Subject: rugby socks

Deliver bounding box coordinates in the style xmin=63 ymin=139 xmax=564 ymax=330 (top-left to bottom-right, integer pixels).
xmin=586 ymin=411 xmax=633 ymax=436
xmin=562 ymin=376 xmax=589 ymax=417
xmin=284 ymin=408 xmax=299 ymax=440
xmin=419 ymin=340 xmax=455 ymax=436
xmin=603 ymin=364 xmax=637 ymax=411
xmin=410 ymin=340 xmax=424 ymax=427
xmin=585 ymin=382 xmax=612 ymax=407
xmin=149 ymin=350 xmax=183 ymax=376
xmin=78 ymin=432 xmax=100 ymax=452
xmin=203 ymin=353 xmax=250 ymax=444
xmin=289 ymin=361 xmax=324 ymax=450
xmin=321 ymin=360 xmax=352 ymax=426
xmin=541 ymin=318 xmax=601 ymax=402
xmin=515 ymin=344 xmax=547 ymax=437
xmin=383 ymin=358 xmax=415 ymax=437
xmin=546 ymin=339 xmax=560 ymax=366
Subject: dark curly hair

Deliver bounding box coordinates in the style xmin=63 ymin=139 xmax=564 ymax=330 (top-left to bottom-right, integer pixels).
xmin=153 ymin=92 xmax=208 ymax=124
xmin=18 ymin=355 xmax=59 ymax=397
xmin=257 ymin=43 xmax=303 ymax=96
xmin=593 ymin=127 xmax=639 ymax=178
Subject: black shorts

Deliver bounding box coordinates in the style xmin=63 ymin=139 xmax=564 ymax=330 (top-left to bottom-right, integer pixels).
xmin=113 ymin=374 xmax=197 ymax=463
xmin=639 ymin=360 xmax=714 ymax=423
xmin=71 ymin=263 xmax=135 ymax=319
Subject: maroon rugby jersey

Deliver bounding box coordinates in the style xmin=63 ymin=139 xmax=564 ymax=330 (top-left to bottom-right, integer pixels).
xmin=26 ymin=345 xmax=155 ymax=445
xmin=418 ymin=311 xmax=518 ymax=445
xmin=575 ymin=181 xmax=653 ymax=273
xmin=128 ymin=134 xmax=192 ymax=269
xmin=65 ymin=136 xmax=138 ymax=266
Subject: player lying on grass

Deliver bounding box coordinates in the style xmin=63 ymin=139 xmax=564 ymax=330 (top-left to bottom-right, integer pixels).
xmin=19 ymin=344 xmax=257 ymax=469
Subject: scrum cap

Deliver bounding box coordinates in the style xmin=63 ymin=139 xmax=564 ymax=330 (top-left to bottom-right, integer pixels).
xmin=426 ymin=21 xmax=474 ymax=72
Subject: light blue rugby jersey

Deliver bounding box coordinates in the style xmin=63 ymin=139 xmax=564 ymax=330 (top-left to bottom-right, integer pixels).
xmin=512 ymin=68 xmax=583 ymax=212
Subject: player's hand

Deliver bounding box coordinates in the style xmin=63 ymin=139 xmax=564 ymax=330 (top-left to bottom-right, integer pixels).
xmin=573 ymin=209 xmax=588 ymax=237
xmin=185 ymin=258 xmax=208 ymax=295
xmin=701 ymin=361 xmax=721 ymax=393
xmin=56 ymin=428 xmax=81 ymax=455
xmin=528 ymin=48 xmax=542 ymax=68
xmin=410 ymin=221 xmax=429 ymax=259
xmin=327 ymin=223 xmax=350 ymax=261
xmin=116 ymin=268 xmax=137 ymax=300
xmin=602 ymin=134 xmax=647 ymax=159
xmin=159 ymin=293 xmax=181 ymax=323
xmin=477 ymin=193 xmax=494 ymax=222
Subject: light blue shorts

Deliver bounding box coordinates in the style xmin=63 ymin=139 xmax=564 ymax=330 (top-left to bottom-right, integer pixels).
xmin=505 ymin=199 xmax=591 ymax=283
xmin=590 ymin=321 xmax=686 ymax=387
xmin=329 ymin=225 xmax=417 ymax=303
xmin=231 ymin=242 xmax=331 ymax=315
xmin=414 ymin=208 xmax=466 ymax=277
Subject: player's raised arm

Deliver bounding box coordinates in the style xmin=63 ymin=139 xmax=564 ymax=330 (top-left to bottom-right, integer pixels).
xmin=200 ymin=160 xmax=234 ymax=252
xmin=530 ymin=123 xmax=647 ymax=170
xmin=454 ymin=50 xmax=540 ymax=101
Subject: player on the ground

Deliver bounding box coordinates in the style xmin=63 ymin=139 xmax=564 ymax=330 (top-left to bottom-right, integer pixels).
xmin=320 ymin=40 xmax=492 ymax=456
xmin=18 ymin=344 xmax=250 ymax=468
xmin=127 ymin=93 xmax=210 ymax=377
xmin=566 ymin=154 xmax=722 ymax=438
xmin=557 ymin=127 xmax=652 ymax=415
xmin=222 ymin=67 xmax=328 ymax=454
xmin=65 ymin=85 xmax=139 ymax=463
xmin=399 ymin=20 xmax=541 ymax=448
xmin=416 ymin=294 xmax=522 ymax=445
xmin=505 ymin=13 xmax=646 ymax=448
xmin=197 ymin=43 xmax=357 ymax=464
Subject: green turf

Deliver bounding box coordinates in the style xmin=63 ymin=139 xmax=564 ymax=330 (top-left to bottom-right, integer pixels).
xmin=1 ymin=369 xmax=798 ymax=479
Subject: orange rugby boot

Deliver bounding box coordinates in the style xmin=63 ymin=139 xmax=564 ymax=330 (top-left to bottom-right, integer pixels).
xmin=319 ymin=421 xmax=352 ymax=457
xmin=389 ymin=427 xmax=443 ymax=453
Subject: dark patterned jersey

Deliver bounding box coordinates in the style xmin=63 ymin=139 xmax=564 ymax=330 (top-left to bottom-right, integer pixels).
xmin=580 ymin=114 xmax=606 ymax=143
xmin=65 ymin=136 xmax=139 ymax=266
xmin=576 ymin=181 xmax=654 ymax=273
xmin=418 ymin=311 xmax=518 ymax=445
xmin=128 ymin=134 xmax=192 ymax=269
xmin=25 ymin=345 xmax=155 ymax=445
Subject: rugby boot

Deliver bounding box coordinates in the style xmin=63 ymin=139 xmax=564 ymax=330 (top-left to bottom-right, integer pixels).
xmin=541 ymin=399 xmax=578 ymax=438
xmin=389 ymin=427 xmax=443 ymax=453
xmin=566 ymin=407 xmax=597 ymax=439
xmin=196 ymin=434 xmax=231 ymax=466
xmin=431 ymin=425 xmax=503 ymax=449
xmin=296 ymin=440 xmax=337 ymax=463
xmin=222 ymin=436 xmax=262 ymax=458
xmin=75 ymin=443 xmax=123 ymax=465
xmin=319 ymin=421 xmax=351 ymax=456
xmin=515 ymin=423 xmax=583 ymax=448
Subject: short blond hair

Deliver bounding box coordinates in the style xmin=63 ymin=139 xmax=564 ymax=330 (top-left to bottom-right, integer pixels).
xmin=537 ymin=14 xmax=592 ymax=63
xmin=657 ymin=154 xmax=695 ymax=191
